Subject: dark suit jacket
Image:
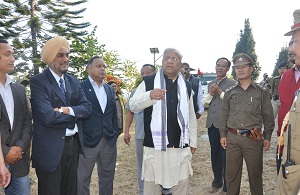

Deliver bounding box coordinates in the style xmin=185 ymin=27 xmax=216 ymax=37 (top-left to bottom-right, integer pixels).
xmin=0 ymin=83 xmax=32 ymax=177
xmin=80 ymin=79 xmax=118 ymax=148
xmin=30 ymin=68 xmax=92 ymax=173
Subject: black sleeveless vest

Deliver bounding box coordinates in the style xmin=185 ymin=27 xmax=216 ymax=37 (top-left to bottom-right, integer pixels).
xmin=143 ymin=74 xmax=191 ymax=148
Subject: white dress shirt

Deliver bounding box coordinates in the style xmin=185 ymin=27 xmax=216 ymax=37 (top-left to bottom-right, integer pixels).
xmin=49 ymin=68 xmax=77 ymax=136
xmin=88 ymin=76 xmax=107 ymax=112
xmin=0 ymin=74 xmax=14 ymax=129
xmin=196 ymin=79 xmax=204 ymax=115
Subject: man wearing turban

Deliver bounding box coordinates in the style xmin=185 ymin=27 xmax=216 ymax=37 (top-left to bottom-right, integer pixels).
xmin=30 ymin=36 xmax=92 ymax=195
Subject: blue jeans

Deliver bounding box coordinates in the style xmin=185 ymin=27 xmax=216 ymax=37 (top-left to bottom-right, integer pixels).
xmin=4 ymin=167 xmax=30 ymax=195
xmin=208 ymin=125 xmax=227 ymax=192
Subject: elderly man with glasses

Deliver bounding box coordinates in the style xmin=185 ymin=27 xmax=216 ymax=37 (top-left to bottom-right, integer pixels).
xmin=129 ymin=48 xmax=197 ymax=195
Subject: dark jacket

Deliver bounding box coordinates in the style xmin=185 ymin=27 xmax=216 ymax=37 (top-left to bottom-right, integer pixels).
xmin=1 ymin=83 xmax=32 ymax=177
xmin=188 ymin=75 xmax=200 ymax=113
xmin=30 ymin=68 xmax=92 ymax=173
xmin=80 ymin=79 xmax=119 ymax=148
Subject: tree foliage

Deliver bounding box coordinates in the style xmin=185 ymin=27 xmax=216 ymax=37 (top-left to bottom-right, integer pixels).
xmin=119 ymin=59 xmax=139 ymax=97
xmin=1 ymin=0 xmax=140 ymax=96
xmin=0 ymin=0 xmax=90 ymax=77
xmin=71 ymin=27 xmax=140 ymax=96
xmin=271 ymin=47 xmax=288 ymax=77
xmin=232 ymin=18 xmax=261 ymax=81
xmin=103 ymin=52 xmax=140 ymax=97
xmin=70 ymin=26 xmax=106 ymax=80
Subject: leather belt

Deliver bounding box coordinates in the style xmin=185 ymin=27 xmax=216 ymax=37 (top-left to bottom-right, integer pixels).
xmin=228 ymin=128 xmax=250 ymax=137
xmin=65 ymin=133 xmax=78 ymax=142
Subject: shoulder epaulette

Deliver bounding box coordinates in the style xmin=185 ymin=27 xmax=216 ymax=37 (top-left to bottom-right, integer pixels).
xmin=225 ymin=82 xmax=238 ymax=92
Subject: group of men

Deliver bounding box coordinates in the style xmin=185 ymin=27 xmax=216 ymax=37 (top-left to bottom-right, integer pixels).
xmin=0 ymin=8 xmax=299 ymax=195
xmin=0 ymin=36 xmax=121 ymax=195
xmin=124 ymin=8 xmax=300 ymax=195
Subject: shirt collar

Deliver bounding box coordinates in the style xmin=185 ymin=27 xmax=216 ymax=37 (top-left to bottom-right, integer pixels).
xmin=215 ymin=76 xmax=227 ymax=85
xmin=88 ymin=76 xmax=105 ymax=87
xmin=49 ymin=68 xmax=64 ymax=83
xmin=237 ymin=81 xmax=257 ymax=89
xmin=295 ymin=65 xmax=300 ymax=73
xmin=1 ymin=74 xmax=13 ymax=88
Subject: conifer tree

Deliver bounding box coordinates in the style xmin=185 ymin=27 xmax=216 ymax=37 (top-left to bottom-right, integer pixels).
xmin=271 ymin=47 xmax=288 ymax=77
xmin=0 ymin=0 xmax=90 ymax=78
xmin=232 ymin=19 xmax=261 ymax=81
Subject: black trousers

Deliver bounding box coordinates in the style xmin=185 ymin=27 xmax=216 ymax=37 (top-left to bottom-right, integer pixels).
xmin=36 ymin=135 xmax=79 ymax=195
xmin=208 ymin=125 xmax=227 ymax=192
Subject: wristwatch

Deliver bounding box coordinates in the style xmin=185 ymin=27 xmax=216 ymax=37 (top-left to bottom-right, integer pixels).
xmin=58 ymin=107 xmax=63 ymax=113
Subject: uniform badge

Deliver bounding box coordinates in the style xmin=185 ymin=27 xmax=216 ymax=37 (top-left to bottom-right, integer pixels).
xmin=239 ymin=57 xmax=243 ymax=61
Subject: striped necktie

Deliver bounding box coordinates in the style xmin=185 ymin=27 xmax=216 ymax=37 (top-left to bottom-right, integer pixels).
xmin=59 ymin=78 xmax=66 ymax=103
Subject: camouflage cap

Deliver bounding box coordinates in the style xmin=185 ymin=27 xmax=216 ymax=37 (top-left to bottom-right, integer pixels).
xmin=232 ymin=53 xmax=254 ymax=67
xmin=285 ymin=9 xmax=300 ymax=36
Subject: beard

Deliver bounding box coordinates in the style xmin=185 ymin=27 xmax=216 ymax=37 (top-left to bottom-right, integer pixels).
xmin=52 ymin=62 xmax=69 ymax=75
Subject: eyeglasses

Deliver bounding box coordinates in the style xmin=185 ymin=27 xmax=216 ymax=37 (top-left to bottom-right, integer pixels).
xmin=163 ymin=56 xmax=180 ymax=62
xmin=111 ymin=85 xmax=117 ymax=88
xmin=184 ymin=68 xmax=189 ymax=70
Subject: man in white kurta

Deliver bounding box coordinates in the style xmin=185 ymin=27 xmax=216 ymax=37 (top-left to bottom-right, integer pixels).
xmin=129 ymin=48 xmax=197 ymax=195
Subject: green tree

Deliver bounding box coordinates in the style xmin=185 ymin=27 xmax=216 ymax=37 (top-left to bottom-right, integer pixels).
xmin=103 ymin=52 xmax=139 ymax=97
xmin=70 ymin=26 xmax=139 ymax=93
xmin=0 ymin=0 xmax=90 ymax=78
xmin=232 ymin=18 xmax=261 ymax=81
xmin=71 ymin=26 xmax=106 ymax=80
xmin=119 ymin=59 xmax=139 ymax=97
xmin=102 ymin=50 xmax=123 ymax=76
xmin=271 ymin=47 xmax=288 ymax=77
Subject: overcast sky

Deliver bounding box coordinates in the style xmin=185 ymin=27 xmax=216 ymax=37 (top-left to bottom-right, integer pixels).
xmin=83 ymin=0 xmax=298 ymax=80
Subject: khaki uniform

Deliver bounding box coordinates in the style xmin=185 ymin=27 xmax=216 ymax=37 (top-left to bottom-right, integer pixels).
xmin=271 ymin=76 xmax=281 ymax=119
xmin=275 ymin=89 xmax=300 ymax=195
xmin=220 ymin=81 xmax=275 ymax=195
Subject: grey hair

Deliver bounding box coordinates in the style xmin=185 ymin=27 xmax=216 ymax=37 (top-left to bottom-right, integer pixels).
xmin=163 ymin=48 xmax=183 ymax=61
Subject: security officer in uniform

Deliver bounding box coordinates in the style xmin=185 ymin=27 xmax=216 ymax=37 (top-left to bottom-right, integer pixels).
xmin=220 ymin=53 xmax=274 ymax=195
xmin=271 ymin=61 xmax=288 ymax=120
xmin=275 ymin=9 xmax=300 ymax=195
xmin=275 ymin=89 xmax=300 ymax=195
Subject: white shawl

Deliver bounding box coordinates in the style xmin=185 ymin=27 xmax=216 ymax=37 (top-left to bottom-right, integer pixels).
xmin=151 ymin=69 xmax=190 ymax=151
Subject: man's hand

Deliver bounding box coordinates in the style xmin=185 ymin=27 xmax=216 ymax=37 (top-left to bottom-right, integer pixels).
xmin=5 ymin=146 xmax=23 ymax=164
xmin=220 ymin=138 xmax=227 ymax=150
xmin=190 ymin=147 xmax=196 ymax=154
xmin=195 ymin=113 xmax=201 ymax=119
xmin=209 ymin=84 xmax=217 ymax=96
xmin=150 ymin=89 xmax=167 ymax=100
xmin=124 ymin=131 xmax=131 ymax=146
xmin=54 ymin=107 xmax=70 ymax=114
xmin=0 ymin=163 xmax=10 ymax=188
xmin=210 ymin=83 xmax=223 ymax=95
xmin=263 ymin=140 xmax=270 ymax=151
